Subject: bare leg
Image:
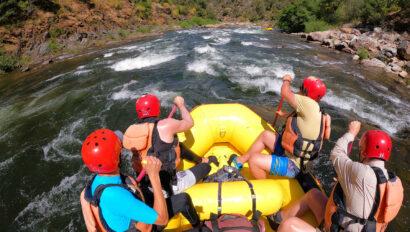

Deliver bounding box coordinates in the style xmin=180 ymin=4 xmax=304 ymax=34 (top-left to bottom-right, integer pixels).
xmin=277 ymin=217 xmax=317 ymax=232
xmin=236 ymin=130 xmax=278 ymax=164
xmin=248 ymin=153 xmax=272 ymax=179
xmin=281 ymin=188 xmax=328 ymax=224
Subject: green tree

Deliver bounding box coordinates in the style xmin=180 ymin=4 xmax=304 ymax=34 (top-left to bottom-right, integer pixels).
xmin=0 ymin=0 xmax=28 ymax=26
xmin=360 ymin=0 xmax=389 ymax=25
xmin=277 ymin=1 xmax=317 ymax=32
xmin=319 ymin=0 xmax=343 ymax=24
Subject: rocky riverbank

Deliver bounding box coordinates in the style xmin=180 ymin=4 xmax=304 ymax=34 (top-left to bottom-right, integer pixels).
xmin=0 ymin=0 xmax=262 ymax=75
xmin=291 ymin=27 xmax=410 ymax=86
xmin=0 ymin=1 xmax=188 ymax=74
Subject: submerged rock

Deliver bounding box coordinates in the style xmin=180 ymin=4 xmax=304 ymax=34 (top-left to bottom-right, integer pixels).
xmin=396 ymin=127 xmax=410 ymax=140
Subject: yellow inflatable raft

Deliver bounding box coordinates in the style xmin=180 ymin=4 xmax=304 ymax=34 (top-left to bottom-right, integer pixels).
xmin=164 ymin=103 xmax=324 ymax=232
xmin=263 ymin=27 xmax=273 ymax=31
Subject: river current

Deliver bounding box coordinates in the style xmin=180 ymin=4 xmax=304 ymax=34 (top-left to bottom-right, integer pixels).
xmin=0 ymin=27 xmax=408 ymax=231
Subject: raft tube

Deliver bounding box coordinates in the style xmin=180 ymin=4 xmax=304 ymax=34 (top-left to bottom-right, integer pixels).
xmin=164 ymin=104 xmax=322 ymax=231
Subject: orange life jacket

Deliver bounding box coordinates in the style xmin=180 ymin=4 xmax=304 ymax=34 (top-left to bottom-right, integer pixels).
xmin=281 ymin=111 xmax=329 ymax=171
xmin=324 ymin=167 xmax=404 ymax=232
xmin=123 ymin=119 xmax=181 ymax=173
xmin=80 ymin=174 xmax=150 ymax=232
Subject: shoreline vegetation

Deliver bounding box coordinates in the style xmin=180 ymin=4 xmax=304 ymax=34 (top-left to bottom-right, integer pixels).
xmin=0 ymin=0 xmax=409 ymax=86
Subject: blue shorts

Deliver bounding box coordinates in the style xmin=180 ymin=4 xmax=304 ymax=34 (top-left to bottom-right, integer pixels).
xmin=273 ymin=134 xmax=285 ymax=156
xmin=269 ymin=135 xmax=300 ymax=178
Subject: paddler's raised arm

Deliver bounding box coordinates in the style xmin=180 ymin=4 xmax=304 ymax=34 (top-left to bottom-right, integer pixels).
xmin=281 ymin=74 xmax=297 ymax=108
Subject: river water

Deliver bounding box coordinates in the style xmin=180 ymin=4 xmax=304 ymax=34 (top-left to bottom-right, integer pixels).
xmin=0 ymin=27 xmax=408 ymax=231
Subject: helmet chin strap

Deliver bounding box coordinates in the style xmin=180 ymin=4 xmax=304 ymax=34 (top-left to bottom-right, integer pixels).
xmin=99 ymin=168 xmax=120 ymax=176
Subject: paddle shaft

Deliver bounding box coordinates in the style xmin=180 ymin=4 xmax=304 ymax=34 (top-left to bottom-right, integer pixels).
xmin=272 ymin=97 xmax=284 ymax=128
xmin=136 ymin=104 xmax=178 ymax=183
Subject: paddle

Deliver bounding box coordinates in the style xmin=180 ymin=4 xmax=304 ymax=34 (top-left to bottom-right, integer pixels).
xmin=272 ymin=97 xmax=284 ymax=128
xmin=137 ymin=104 xmax=178 ymax=183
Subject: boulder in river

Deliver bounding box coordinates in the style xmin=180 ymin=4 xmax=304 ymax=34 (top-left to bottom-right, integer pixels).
xmin=397 ymin=41 xmax=410 ymax=60
xmin=340 ymin=27 xmax=353 ymax=34
xmin=307 ymin=31 xmax=331 ymax=42
xmin=322 ymin=39 xmax=334 ymax=48
xmin=391 ymin=63 xmax=402 ymax=72
xmin=361 ymin=58 xmax=386 ymax=68
xmin=384 ymin=66 xmax=393 ymax=73
xmin=399 ymin=71 xmax=408 ymax=78
xmin=349 ymin=36 xmax=379 ymax=53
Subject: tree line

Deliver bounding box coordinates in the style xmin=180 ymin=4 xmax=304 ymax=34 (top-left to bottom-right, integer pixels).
xmin=1 ymin=0 xmax=408 ymax=29
xmin=277 ymin=0 xmax=409 ymax=33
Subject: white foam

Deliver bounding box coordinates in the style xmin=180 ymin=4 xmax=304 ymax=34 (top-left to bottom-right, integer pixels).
xmin=243 ymin=65 xmax=263 ymax=76
xmin=111 ymin=52 xmax=180 ymax=71
xmin=202 ymin=35 xmax=212 ymax=40
xmin=46 ymin=73 xmax=66 ymax=82
xmin=241 ymin=42 xmax=253 ymax=46
xmin=14 ymin=170 xmax=88 ymax=229
xmin=287 ymin=43 xmax=314 ymax=50
xmin=212 ymin=37 xmax=231 ymax=45
xmin=110 ymin=81 xmax=178 ymax=107
xmin=121 ymin=45 xmax=139 ymax=50
xmin=104 ymin=52 xmax=114 ymax=58
xmin=313 ymin=56 xmax=343 ymax=66
xmin=211 ymin=89 xmax=231 ymax=101
xmin=233 ymin=27 xmax=262 ymax=34
xmin=177 ymin=29 xmax=207 ymax=35
xmin=42 ymin=119 xmax=83 ymax=162
xmin=187 ymin=59 xmax=218 ymax=76
xmin=73 ymin=69 xmax=92 ymax=75
xmin=0 ymin=156 xmax=14 ymax=173
xmin=259 ymin=38 xmax=269 ymax=41
xmin=111 ymin=89 xmax=138 ymax=100
xmin=111 ymin=80 xmax=139 ymax=100
xmin=233 ymin=76 xmax=283 ymax=94
xmin=272 ymin=65 xmax=295 ymax=79
xmin=241 ymin=41 xmax=271 ymax=48
xmin=194 ymin=44 xmax=217 ymax=54
xmin=322 ymin=90 xmax=409 ymax=134
xmin=344 ymin=70 xmax=365 ymax=79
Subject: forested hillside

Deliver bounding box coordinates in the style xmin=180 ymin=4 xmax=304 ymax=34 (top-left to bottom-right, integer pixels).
xmin=0 ymin=0 xmax=409 ymax=74
xmin=277 ymin=0 xmax=409 ymax=33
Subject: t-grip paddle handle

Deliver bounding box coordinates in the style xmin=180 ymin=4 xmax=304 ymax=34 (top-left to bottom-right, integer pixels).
xmin=137 ymin=104 xmax=178 ymax=183
xmin=272 ymin=97 xmax=284 ymax=128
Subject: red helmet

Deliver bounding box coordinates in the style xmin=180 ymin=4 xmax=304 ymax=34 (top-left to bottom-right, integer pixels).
xmin=301 ymin=76 xmax=326 ymax=101
xmin=359 ymin=130 xmax=392 ymax=161
xmin=81 ymin=129 xmax=122 ymax=173
xmin=136 ymin=94 xmax=160 ymax=119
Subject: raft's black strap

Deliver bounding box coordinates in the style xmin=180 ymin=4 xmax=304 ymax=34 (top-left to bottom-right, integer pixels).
xmin=218 ymin=181 xmax=222 ymax=217
xmin=242 ymin=178 xmax=257 ymax=218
